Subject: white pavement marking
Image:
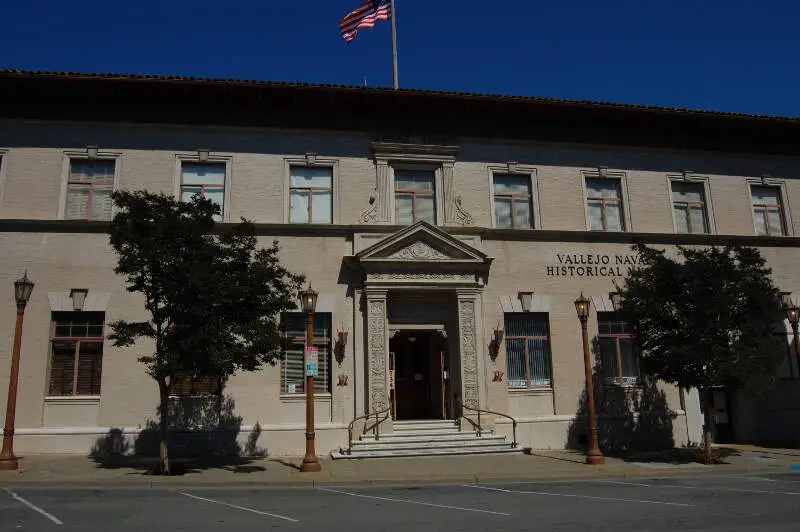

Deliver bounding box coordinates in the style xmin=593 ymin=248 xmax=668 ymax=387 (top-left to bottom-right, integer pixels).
xmin=596 ymin=480 xmax=652 ymax=487
xmin=179 ymin=492 xmax=298 ymax=522
xmin=464 ymin=484 xmax=695 ymax=508
xmin=602 ymin=480 xmax=800 ymax=496
xmin=318 ymin=487 xmax=511 ymax=516
xmin=4 ymin=488 xmax=63 ymax=525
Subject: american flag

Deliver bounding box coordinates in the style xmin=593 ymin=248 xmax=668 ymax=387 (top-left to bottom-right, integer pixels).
xmin=340 ymin=0 xmax=391 ymax=43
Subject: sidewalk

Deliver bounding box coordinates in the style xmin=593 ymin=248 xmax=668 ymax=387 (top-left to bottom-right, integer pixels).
xmin=1 ymin=447 xmax=798 ymax=487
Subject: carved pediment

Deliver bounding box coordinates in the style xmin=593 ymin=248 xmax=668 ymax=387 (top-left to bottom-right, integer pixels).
xmin=355 ymin=221 xmax=489 ymax=265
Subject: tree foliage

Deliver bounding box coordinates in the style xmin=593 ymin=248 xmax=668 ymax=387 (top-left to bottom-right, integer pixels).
xmin=617 ymin=243 xmax=785 ymax=394
xmin=107 ymin=190 xmax=304 ymax=473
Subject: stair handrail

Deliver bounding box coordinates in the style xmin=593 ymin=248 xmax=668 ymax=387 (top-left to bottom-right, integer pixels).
xmin=346 ymin=404 xmax=392 ymax=455
xmin=454 ymin=393 xmax=517 ymax=448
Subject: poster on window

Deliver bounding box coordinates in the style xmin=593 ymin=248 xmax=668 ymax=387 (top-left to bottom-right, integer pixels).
xmin=305 ymin=347 xmax=319 ymax=378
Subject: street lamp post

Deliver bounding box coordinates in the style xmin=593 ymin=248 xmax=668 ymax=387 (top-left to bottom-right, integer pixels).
xmin=299 ymin=286 xmax=322 ymax=473
xmin=0 ymin=271 xmax=35 ymax=470
xmin=783 ymin=298 xmax=800 ymax=378
xmin=574 ymin=292 xmax=604 ymax=465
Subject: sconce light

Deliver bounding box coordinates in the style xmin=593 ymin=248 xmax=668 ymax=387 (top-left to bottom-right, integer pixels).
xmin=610 ymin=291 xmax=624 ymax=311
xmin=70 ymin=288 xmax=89 ymax=311
xmin=86 ymin=145 xmax=99 ymax=160
xmin=198 ymin=149 xmax=210 ymax=162
xmin=337 ymin=375 xmax=349 ymax=387
xmin=597 ymin=165 xmax=608 ymax=178
xmin=489 ymin=323 xmax=504 ymax=361
xmin=518 ymin=291 xmax=534 ymax=312
xmin=335 ymin=326 xmax=348 ymax=366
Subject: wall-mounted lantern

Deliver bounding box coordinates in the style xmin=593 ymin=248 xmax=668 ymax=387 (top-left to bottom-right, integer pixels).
xmin=335 ymin=326 xmax=349 ymax=365
xmin=489 ymin=322 xmax=504 ymax=361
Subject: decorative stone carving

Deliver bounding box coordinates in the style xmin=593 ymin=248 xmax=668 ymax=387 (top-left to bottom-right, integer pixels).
xmin=454 ymin=196 xmax=474 ymax=226
xmin=458 ymin=298 xmax=480 ymax=409
xmin=389 ymin=242 xmax=448 ymax=260
xmin=367 ymin=298 xmax=388 ymax=411
xmin=369 ymin=272 xmax=473 ymax=281
xmin=359 ymin=189 xmax=379 ymax=223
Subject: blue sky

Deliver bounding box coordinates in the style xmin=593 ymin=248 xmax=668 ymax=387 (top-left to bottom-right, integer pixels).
xmin=2 ymin=1 xmax=798 ymax=116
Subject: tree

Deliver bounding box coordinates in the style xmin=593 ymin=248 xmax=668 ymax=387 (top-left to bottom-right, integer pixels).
xmin=616 ymin=243 xmax=785 ymax=462
xmin=107 ymin=190 xmax=304 ymax=474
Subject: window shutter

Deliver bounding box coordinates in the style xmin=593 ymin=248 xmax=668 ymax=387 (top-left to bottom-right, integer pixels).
xmin=49 ymin=342 xmax=76 ymax=396
xmin=76 ymin=342 xmax=103 ymax=395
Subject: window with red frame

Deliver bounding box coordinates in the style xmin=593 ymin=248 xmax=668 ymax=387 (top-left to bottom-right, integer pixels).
xmin=66 ymin=159 xmax=115 ymax=221
xmin=180 ymin=162 xmax=226 ymax=221
xmin=597 ymin=313 xmax=640 ymax=386
xmin=48 ymin=312 xmax=105 ymax=396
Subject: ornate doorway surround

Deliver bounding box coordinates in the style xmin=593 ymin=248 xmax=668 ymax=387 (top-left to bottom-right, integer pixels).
xmin=347 ymin=222 xmax=493 ymax=414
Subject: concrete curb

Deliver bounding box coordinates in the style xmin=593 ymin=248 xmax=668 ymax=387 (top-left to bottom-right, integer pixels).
xmin=1 ymin=463 xmax=795 ymax=488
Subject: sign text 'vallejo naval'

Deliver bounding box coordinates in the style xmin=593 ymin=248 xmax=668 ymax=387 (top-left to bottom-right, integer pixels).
xmin=546 ymin=253 xmax=641 ymax=278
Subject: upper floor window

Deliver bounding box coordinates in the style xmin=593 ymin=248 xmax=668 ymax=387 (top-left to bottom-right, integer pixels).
xmin=66 ymin=159 xmax=115 ymax=221
xmin=494 ymin=174 xmax=533 ymax=229
xmin=597 ymin=313 xmax=640 ymax=386
xmin=281 ymin=312 xmax=332 ymax=394
xmin=395 ymin=170 xmax=436 ymax=225
xmin=181 ymin=162 xmax=226 ymax=221
xmin=49 ymin=312 xmax=105 ymax=396
xmin=585 ymin=178 xmax=624 ymax=231
xmin=671 ymin=181 xmax=709 ymax=234
xmin=505 ymin=313 xmax=552 ymax=389
xmin=751 ymin=185 xmax=785 ymax=236
xmin=289 ymin=166 xmax=333 ymax=224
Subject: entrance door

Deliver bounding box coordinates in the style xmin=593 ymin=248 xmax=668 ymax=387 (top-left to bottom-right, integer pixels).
xmin=390 ymin=330 xmax=447 ymax=420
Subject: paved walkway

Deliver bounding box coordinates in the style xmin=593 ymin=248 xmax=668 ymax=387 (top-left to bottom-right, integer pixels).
xmin=1 ymin=447 xmax=798 ymax=486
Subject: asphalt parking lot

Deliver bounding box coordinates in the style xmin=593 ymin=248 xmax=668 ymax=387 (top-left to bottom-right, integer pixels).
xmin=3 ymin=472 xmax=800 ymax=531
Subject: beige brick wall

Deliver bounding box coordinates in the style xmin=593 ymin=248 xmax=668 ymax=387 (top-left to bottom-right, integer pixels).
xmin=1 ymin=118 xmax=800 ymax=454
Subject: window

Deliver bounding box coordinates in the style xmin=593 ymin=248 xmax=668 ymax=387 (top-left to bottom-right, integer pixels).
xmin=751 ymin=186 xmax=785 ymax=236
xmin=395 ymin=170 xmax=436 ymax=225
xmin=65 ymin=159 xmax=115 ymax=221
xmin=171 ymin=374 xmax=222 ymax=396
xmin=289 ymin=166 xmax=333 ymax=224
xmin=48 ymin=312 xmax=105 ymax=396
xmin=181 ymin=163 xmax=226 ymax=221
xmin=597 ymin=313 xmax=640 ymax=386
xmin=585 ymin=178 xmax=624 ymax=231
xmin=494 ymin=174 xmax=533 ymax=229
xmin=281 ymin=313 xmax=332 ymax=394
xmin=504 ymin=313 xmax=552 ymax=388
xmin=671 ymin=181 xmax=709 ymax=234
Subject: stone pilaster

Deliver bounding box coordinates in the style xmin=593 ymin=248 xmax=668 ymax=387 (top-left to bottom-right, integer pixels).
xmin=442 ymin=162 xmax=455 ymax=224
xmin=376 ymin=161 xmax=392 ymax=223
xmin=365 ymin=288 xmax=389 ymax=412
xmin=456 ymin=291 xmax=480 ymax=409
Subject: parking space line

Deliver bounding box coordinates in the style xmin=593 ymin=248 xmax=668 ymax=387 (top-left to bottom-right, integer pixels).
xmin=318 ymin=487 xmax=511 ymax=516
xmin=4 ymin=488 xmax=63 ymax=525
xmin=464 ymin=484 xmax=695 ymax=508
xmin=179 ymin=492 xmax=298 ymax=522
xmin=600 ymin=480 xmax=800 ymax=496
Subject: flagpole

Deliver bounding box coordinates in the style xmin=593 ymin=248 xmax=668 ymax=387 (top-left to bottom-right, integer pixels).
xmin=390 ymin=0 xmax=399 ymax=89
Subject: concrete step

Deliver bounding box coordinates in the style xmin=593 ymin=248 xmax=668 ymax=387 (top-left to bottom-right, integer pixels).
xmin=366 ymin=428 xmax=466 ymax=438
xmin=331 ymin=446 xmax=523 ymax=460
xmin=350 ymin=440 xmax=514 ymax=453
xmin=393 ymin=423 xmax=460 ymax=432
xmin=359 ymin=433 xmax=503 ymax=444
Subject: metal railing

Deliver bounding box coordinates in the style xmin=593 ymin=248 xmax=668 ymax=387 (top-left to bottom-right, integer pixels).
xmin=454 ymin=393 xmax=517 ymax=448
xmin=346 ymin=405 xmax=392 ymax=455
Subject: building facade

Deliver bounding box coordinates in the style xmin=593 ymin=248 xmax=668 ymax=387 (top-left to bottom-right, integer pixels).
xmin=0 ymin=70 xmax=798 ymax=456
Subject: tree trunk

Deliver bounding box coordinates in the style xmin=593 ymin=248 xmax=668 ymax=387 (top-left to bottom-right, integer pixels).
xmin=157 ymin=379 xmax=171 ymax=475
xmin=701 ymin=387 xmax=715 ymax=464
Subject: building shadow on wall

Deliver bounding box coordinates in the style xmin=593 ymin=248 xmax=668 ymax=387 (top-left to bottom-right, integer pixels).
xmin=89 ymin=395 xmax=268 ymax=474
xmin=566 ymin=338 xmax=677 ymax=460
